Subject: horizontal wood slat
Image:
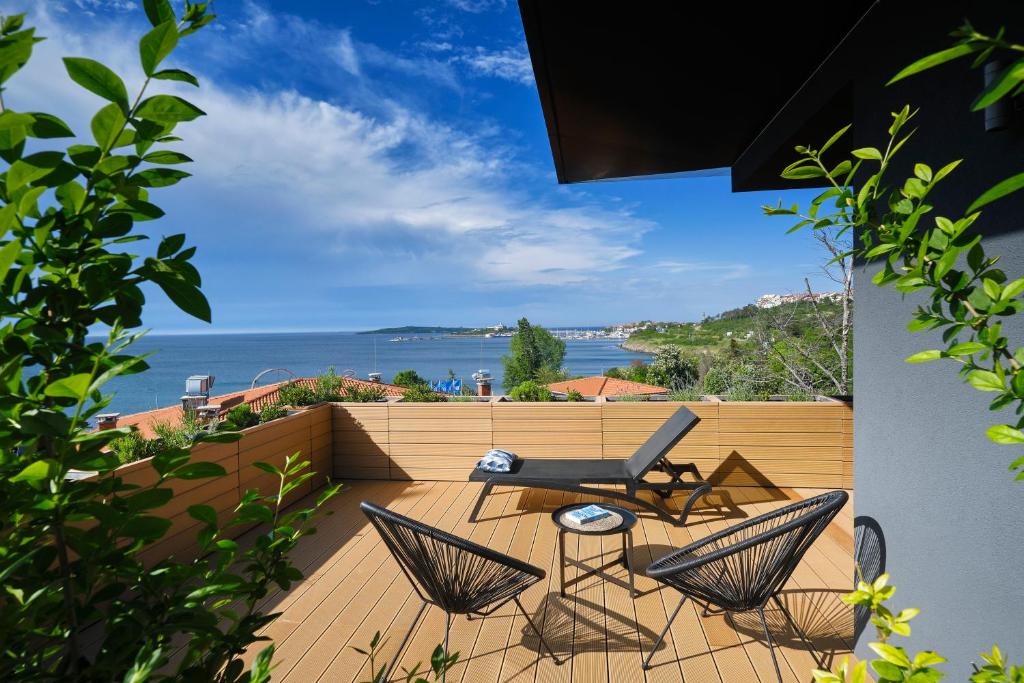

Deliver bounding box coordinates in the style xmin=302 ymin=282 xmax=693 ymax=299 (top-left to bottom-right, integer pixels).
xmin=328 ymin=400 xmax=853 ymax=489
xmin=110 ymin=405 xmax=332 ymax=568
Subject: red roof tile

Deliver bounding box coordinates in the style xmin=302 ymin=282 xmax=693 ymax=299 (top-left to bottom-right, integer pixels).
xmin=546 ymin=375 xmax=669 ymax=397
xmin=114 ymin=377 xmax=408 ymax=438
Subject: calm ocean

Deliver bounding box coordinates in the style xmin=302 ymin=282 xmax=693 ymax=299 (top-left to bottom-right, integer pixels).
xmin=102 ymin=331 xmax=651 ymax=416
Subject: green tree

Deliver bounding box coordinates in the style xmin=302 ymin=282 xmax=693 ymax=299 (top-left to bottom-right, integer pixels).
xmin=508 ymin=380 xmax=553 ymax=402
xmin=647 ymin=346 xmax=699 ymax=389
xmin=393 ymin=369 xmax=427 ymax=388
xmin=0 ymin=6 xmax=338 ymax=680
xmin=501 ymin=317 xmax=566 ymax=390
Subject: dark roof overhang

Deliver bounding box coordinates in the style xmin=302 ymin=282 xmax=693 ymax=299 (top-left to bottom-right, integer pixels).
xmin=519 ymin=0 xmax=877 ymax=190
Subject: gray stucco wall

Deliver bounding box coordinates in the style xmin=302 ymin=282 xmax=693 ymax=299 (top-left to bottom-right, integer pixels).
xmin=851 ymin=3 xmax=1024 ymax=674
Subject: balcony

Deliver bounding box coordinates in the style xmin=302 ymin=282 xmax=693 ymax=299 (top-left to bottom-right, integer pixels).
xmin=126 ymin=399 xmax=853 ymax=681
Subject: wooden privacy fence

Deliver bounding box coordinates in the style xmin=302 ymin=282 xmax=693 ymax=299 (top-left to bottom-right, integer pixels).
xmin=101 ymin=400 xmax=849 ymax=564
xmin=108 ymin=405 xmax=333 ymax=566
xmin=332 ymin=401 xmax=852 ymax=490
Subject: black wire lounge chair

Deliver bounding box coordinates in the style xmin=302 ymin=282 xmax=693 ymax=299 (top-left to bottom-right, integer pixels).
xmin=468 ymin=405 xmax=712 ymax=526
xmin=641 ymin=490 xmax=849 ymax=681
xmin=360 ymin=501 xmax=561 ymax=681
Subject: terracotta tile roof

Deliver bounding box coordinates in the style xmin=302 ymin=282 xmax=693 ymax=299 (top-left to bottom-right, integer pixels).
xmin=546 ymin=375 xmax=669 ymax=397
xmin=113 ymin=377 xmax=407 ymax=439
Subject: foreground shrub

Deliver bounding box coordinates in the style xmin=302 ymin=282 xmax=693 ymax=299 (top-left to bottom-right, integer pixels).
xmin=221 ymin=403 xmax=259 ymax=430
xmin=401 ymin=384 xmax=446 ymax=402
xmin=278 ymin=381 xmax=317 ymax=406
xmin=0 ymin=8 xmax=339 ymax=679
xmin=508 ymin=380 xmax=553 ymax=402
xmin=340 ymin=383 xmax=388 ymax=402
xmin=258 ymin=403 xmax=288 ymax=423
xmin=566 ymin=388 xmax=584 ymax=401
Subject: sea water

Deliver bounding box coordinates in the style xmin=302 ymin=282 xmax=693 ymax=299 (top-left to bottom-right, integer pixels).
xmin=102 ymin=331 xmax=652 ymax=415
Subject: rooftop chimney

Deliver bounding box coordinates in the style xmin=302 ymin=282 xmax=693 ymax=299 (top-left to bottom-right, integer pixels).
xmin=96 ymin=413 xmax=120 ymax=430
xmin=472 ymin=369 xmax=493 ymax=397
xmin=368 ymin=372 xmax=382 ymax=383
xmin=182 ymin=374 xmax=215 ymax=411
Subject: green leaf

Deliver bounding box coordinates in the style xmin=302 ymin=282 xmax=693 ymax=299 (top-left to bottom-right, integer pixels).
xmin=869 ymin=642 xmax=912 ymax=668
xmin=1000 ymin=277 xmax=1024 ymax=301
xmin=781 ymin=165 xmax=826 ymax=180
xmin=157 ymin=234 xmax=186 ymax=258
xmin=25 ymin=113 xmax=75 ymax=139
xmin=143 ymin=0 xmax=175 ymax=27
xmin=914 ymin=163 xmax=933 ymax=182
xmin=986 ymin=424 xmax=1024 ymax=444
xmin=968 ymin=171 xmax=1024 ymax=214
xmin=7 ymin=150 xmax=64 ymax=191
xmin=983 ymin=278 xmax=1002 ymax=300
xmin=188 ymin=504 xmax=218 ymax=526
xmin=906 ymin=350 xmax=942 ymax=363
xmin=852 ymin=147 xmax=882 ymax=161
xmin=818 ymin=124 xmax=850 ymax=156
xmin=133 ymin=167 xmax=190 ymax=188
xmin=152 ymin=447 xmax=190 ymax=476
xmin=62 ymin=57 xmax=128 ymax=106
xmin=139 ymin=21 xmax=178 ymax=76
xmin=136 ymin=95 xmax=205 ymax=124
xmin=172 ymin=462 xmax=226 ymax=480
xmin=44 ymin=373 xmax=92 ymax=399
xmin=11 ymin=459 xmax=59 ymax=482
xmin=142 ymin=258 xmax=211 ymax=322
xmin=968 ymin=370 xmax=1005 ymax=392
xmin=973 ymin=58 xmax=1024 ymax=111
xmin=142 ymin=150 xmax=193 ymax=164
xmin=888 ymin=43 xmax=981 ymax=84
xmin=151 ymin=68 xmax=199 ymax=87
xmin=127 ymin=487 xmax=174 ymax=512
xmin=0 ymin=239 xmax=21 ymax=282
xmin=91 ymin=103 xmax=127 ymax=152
xmin=121 ymin=515 xmax=172 ymax=540
xmin=947 ymin=342 xmax=987 ymax=356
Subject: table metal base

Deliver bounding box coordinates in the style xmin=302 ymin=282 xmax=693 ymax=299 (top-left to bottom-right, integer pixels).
xmin=558 ymin=528 xmax=636 ymax=598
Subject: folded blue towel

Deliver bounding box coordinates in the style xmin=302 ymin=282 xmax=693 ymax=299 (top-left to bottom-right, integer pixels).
xmin=476 ymin=448 xmax=517 ymax=473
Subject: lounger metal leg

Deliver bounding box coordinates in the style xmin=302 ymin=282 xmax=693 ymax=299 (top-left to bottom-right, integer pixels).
xmin=757 ymin=606 xmax=784 ymax=683
xmin=382 ymin=600 xmax=428 ymax=683
xmin=679 ymin=482 xmax=713 ymax=525
xmin=642 ymin=594 xmax=687 ymax=670
xmin=772 ymin=594 xmax=827 ymax=669
xmin=469 ymin=481 xmax=494 ymax=522
xmin=515 ymin=596 xmax=562 ymax=665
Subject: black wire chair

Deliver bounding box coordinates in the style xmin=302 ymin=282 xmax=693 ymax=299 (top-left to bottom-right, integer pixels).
xmin=641 ymin=490 xmax=849 ymax=681
xmin=360 ymin=502 xmax=561 ymax=681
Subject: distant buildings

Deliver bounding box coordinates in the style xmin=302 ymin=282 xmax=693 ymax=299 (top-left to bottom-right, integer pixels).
xmin=756 ymin=291 xmax=847 ymax=309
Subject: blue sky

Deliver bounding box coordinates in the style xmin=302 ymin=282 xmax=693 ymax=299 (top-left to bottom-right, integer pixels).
xmin=12 ymin=0 xmax=831 ymax=332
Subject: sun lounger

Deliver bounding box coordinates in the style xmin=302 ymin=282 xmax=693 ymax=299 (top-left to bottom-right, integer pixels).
xmin=468 ymin=405 xmax=712 ymax=526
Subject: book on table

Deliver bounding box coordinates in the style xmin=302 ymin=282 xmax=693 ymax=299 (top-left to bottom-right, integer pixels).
xmin=566 ymin=504 xmax=611 ymax=525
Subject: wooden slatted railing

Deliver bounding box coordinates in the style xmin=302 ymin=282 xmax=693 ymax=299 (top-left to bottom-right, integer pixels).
xmin=332 ymin=400 xmax=852 ymax=489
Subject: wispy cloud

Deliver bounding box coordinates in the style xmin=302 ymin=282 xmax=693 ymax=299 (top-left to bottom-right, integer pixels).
xmin=445 ymin=0 xmax=508 ymax=13
xmin=458 ymin=45 xmax=533 ymax=86
xmin=13 ymin=4 xmax=652 ymax=294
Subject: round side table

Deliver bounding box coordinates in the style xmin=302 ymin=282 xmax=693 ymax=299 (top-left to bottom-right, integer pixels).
xmin=552 ymin=503 xmax=638 ymax=598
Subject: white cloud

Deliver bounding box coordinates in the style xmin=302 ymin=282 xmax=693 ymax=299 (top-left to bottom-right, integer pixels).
xmin=445 ymin=0 xmax=508 ymax=13
xmin=459 ymin=45 xmax=534 ymax=86
xmin=11 ymin=5 xmax=652 ymax=289
xmin=333 ymin=28 xmax=360 ymax=76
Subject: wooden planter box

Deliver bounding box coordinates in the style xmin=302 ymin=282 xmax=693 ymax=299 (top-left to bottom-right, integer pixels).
xmin=97 ymin=405 xmax=333 ymax=566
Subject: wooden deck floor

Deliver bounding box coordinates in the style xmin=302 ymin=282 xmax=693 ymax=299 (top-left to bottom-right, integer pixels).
xmin=244 ymin=481 xmax=854 ymax=683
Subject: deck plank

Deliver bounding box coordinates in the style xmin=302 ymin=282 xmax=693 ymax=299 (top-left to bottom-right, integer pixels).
xmin=242 ymin=480 xmax=853 ymax=683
